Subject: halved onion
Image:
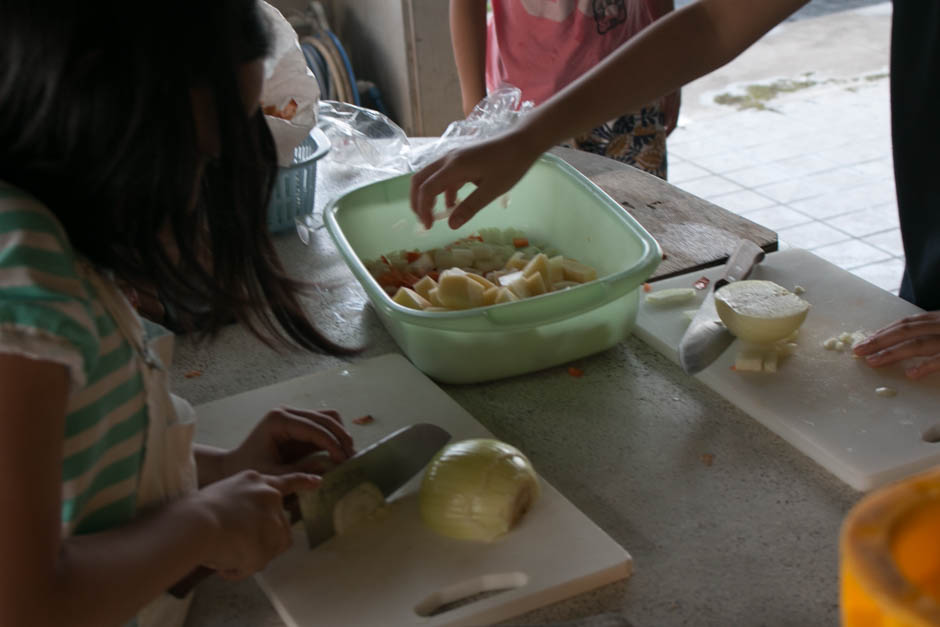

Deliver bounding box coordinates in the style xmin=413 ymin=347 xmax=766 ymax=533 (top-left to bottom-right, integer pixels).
xmin=714 ymin=279 xmax=810 ymax=344
xmin=419 ymin=439 xmax=540 ymax=542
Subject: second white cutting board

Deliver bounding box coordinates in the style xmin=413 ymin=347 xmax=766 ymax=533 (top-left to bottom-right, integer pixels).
xmin=194 ymin=354 xmax=631 ymax=627
xmin=634 ymin=248 xmax=940 ymax=492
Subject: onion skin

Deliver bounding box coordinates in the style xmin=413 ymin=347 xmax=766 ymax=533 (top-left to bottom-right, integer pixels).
xmin=419 ymin=439 xmax=540 ymax=542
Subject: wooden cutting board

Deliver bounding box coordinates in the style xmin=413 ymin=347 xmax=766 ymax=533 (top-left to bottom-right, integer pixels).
xmin=194 ymin=354 xmax=631 ymax=627
xmin=634 ymin=248 xmax=940 ymax=492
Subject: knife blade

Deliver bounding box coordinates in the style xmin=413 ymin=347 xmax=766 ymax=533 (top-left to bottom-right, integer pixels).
xmin=678 ymin=240 xmax=766 ymax=375
xmin=298 ymin=422 xmax=451 ymax=548
xmin=167 ymin=422 xmax=450 ymax=599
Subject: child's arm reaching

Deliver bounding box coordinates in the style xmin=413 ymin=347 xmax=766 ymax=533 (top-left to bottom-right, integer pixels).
xmin=412 ymin=0 xmax=810 ymax=230
xmin=0 ymin=354 xmax=320 ymax=627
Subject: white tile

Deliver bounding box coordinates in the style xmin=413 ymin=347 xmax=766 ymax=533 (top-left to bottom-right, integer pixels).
xmin=741 ymin=206 xmax=814 ymax=231
xmin=755 ymin=178 xmax=828 ymax=204
xmin=773 ymin=154 xmax=838 ymax=178
xmin=757 ymin=168 xmax=869 ymax=204
xmin=667 ymin=160 xmax=710 ymax=184
xmin=723 ymin=163 xmax=796 ymax=188
xmin=851 ymin=157 xmax=895 ymax=180
xmin=864 ymin=228 xmax=905 ymax=256
xmin=817 ymin=141 xmax=892 ymax=167
xmin=850 ymin=258 xmax=906 ymax=293
xmin=777 ymin=222 xmax=852 ymax=249
xmin=691 ymin=150 xmax=761 ymax=174
xmin=707 ymin=189 xmax=777 ymax=214
xmin=812 ymin=239 xmax=892 ymax=270
xmin=825 ymin=204 xmax=900 ymax=238
xmin=675 ymin=175 xmax=742 ymax=198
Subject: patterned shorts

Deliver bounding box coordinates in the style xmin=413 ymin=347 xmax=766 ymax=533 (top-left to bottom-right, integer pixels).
xmin=571 ymin=103 xmax=667 ymax=180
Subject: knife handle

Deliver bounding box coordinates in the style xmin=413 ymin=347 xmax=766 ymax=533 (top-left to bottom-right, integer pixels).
xmin=716 ymin=240 xmax=765 ymax=289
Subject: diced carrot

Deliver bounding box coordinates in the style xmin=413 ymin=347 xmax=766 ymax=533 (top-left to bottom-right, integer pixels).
xmin=730 ymin=365 xmax=737 ymax=371
xmin=642 ymin=283 xmax=652 ymax=292
xmin=469 ymin=235 xmax=484 ymax=242
xmin=512 ymin=237 xmax=529 ymax=248
xmin=701 ymin=453 xmax=715 ymax=467
xmin=405 ymin=251 xmax=421 ymax=263
xmin=401 ymin=272 xmax=421 ymax=287
xmin=426 ymin=270 xmax=439 ymax=281
xmin=184 ymin=370 xmax=202 ymax=379
xmin=353 ymin=414 xmax=375 ymax=425
xmin=567 ymin=366 xmax=584 ymax=378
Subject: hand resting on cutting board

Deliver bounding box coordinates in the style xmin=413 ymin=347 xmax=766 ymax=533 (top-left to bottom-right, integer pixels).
xmin=854 ymin=311 xmax=940 ymax=380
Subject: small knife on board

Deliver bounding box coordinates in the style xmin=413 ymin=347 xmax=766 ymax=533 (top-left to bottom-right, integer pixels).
xmin=167 ymin=422 xmax=451 ymax=598
xmin=677 ymin=239 xmax=766 ymax=375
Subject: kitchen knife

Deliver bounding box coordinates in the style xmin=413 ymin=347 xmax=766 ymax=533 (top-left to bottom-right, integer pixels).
xmin=298 ymin=422 xmax=450 ymax=548
xmin=677 ymin=240 xmax=766 ymax=375
xmin=167 ymin=422 xmax=450 ymax=598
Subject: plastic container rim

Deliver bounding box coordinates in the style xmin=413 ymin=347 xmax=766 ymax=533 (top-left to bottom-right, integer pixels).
xmin=324 ymin=152 xmax=662 ymax=330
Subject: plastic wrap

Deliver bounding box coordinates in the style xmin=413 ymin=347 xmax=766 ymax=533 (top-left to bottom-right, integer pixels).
xmin=317 ymin=86 xmax=533 ymax=175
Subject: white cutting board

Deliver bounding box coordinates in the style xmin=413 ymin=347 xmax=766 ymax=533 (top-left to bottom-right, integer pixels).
xmin=634 ymin=248 xmax=940 ymax=492
xmin=194 ymin=354 xmax=631 ymax=627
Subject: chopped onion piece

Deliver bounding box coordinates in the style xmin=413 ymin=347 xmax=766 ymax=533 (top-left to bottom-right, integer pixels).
xmin=333 ymin=482 xmax=386 ymax=535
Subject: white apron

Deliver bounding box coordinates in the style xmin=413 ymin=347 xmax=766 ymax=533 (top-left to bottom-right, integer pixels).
xmin=84 ymin=267 xmax=199 ymax=627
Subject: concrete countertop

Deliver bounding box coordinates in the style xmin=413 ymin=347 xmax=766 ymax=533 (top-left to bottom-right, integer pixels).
xmin=179 ymin=152 xmax=859 ymax=626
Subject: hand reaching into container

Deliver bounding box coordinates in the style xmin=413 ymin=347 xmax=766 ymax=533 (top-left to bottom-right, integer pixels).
xmin=410 ymin=129 xmax=544 ymax=231
xmin=853 ymin=312 xmax=940 ymax=379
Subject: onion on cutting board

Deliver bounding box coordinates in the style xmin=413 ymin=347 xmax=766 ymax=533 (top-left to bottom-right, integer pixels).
xmin=419 ymin=439 xmax=540 ymax=542
xmin=714 ymin=280 xmax=810 ymax=344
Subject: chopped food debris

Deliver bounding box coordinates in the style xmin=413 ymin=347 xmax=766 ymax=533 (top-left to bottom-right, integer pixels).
xmin=512 ymin=237 xmax=529 ymax=248
xmin=183 ymin=370 xmax=202 ymax=379
xmin=353 ymin=414 xmax=375 ymax=425
xmin=793 ymin=285 xmax=806 ymax=295
xmin=693 ymin=277 xmax=710 ymax=290
xmin=262 ymin=98 xmax=298 ymax=120
xmin=645 ymin=287 xmax=697 ymax=306
xmin=642 ymin=282 xmax=652 ymax=293
xmin=701 ymin=453 xmax=715 ymax=467
xmin=875 ymin=387 xmax=897 ymax=398
xmin=567 ymin=366 xmax=584 ymax=378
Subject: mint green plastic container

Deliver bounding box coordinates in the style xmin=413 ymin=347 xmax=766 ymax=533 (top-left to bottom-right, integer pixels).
xmin=325 ymin=153 xmax=662 ymax=383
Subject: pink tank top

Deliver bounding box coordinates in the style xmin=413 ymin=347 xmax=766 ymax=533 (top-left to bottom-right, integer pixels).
xmin=486 ymin=0 xmax=655 ymax=106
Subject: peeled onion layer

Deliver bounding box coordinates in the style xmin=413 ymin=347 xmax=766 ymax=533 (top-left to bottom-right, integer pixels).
xmin=419 ymin=439 xmax=540 ymax=542
xmin=714 ymin=279 xmax=810 ymax=344
xmin=333 ymin=482 xmax=387 ymax=535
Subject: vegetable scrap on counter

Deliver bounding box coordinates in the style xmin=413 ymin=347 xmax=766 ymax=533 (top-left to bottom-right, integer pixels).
xmin=693 ymin=276 xmax=710 ymax=290
xmin=352 ymin=414 xmax=375 ymax=425
xmin=701 ymin=453 xmax=715 ymax=467
xmin=183 ymin=370 xmax=202 ymax=379
xmin=567 ymin=366 xmax=584 ymax=378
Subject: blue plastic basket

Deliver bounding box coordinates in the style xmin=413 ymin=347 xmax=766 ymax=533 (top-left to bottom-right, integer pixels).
xmin=268 ymin=126 xmax=331 ymax=233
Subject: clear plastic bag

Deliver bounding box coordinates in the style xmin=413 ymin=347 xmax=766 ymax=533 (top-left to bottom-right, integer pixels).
xmin=317 ymin=86 xmax=533 ymax=175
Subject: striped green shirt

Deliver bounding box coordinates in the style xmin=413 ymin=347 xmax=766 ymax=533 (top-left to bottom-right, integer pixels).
xmin=0 ymin=182 xmax=147 ymax=538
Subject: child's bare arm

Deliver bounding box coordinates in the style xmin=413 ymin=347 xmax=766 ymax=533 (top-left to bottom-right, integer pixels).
xmin=413 ymin=0 xmax=810 ymax=229
xmin=450 ymin=0 xmax=489 ymax=116
xmin=0 ymin=354 xmax=314 ymax=627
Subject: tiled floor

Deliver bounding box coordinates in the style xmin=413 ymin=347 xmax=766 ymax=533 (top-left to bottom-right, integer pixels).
xmin=666 ymin=15 xmax=902 ymax=294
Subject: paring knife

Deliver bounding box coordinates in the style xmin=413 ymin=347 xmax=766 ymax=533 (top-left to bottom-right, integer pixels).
xmin=167 ymin=422 xmax=451 ymax=598
xmin=677 ymin=240 xmax=766 ymax=375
